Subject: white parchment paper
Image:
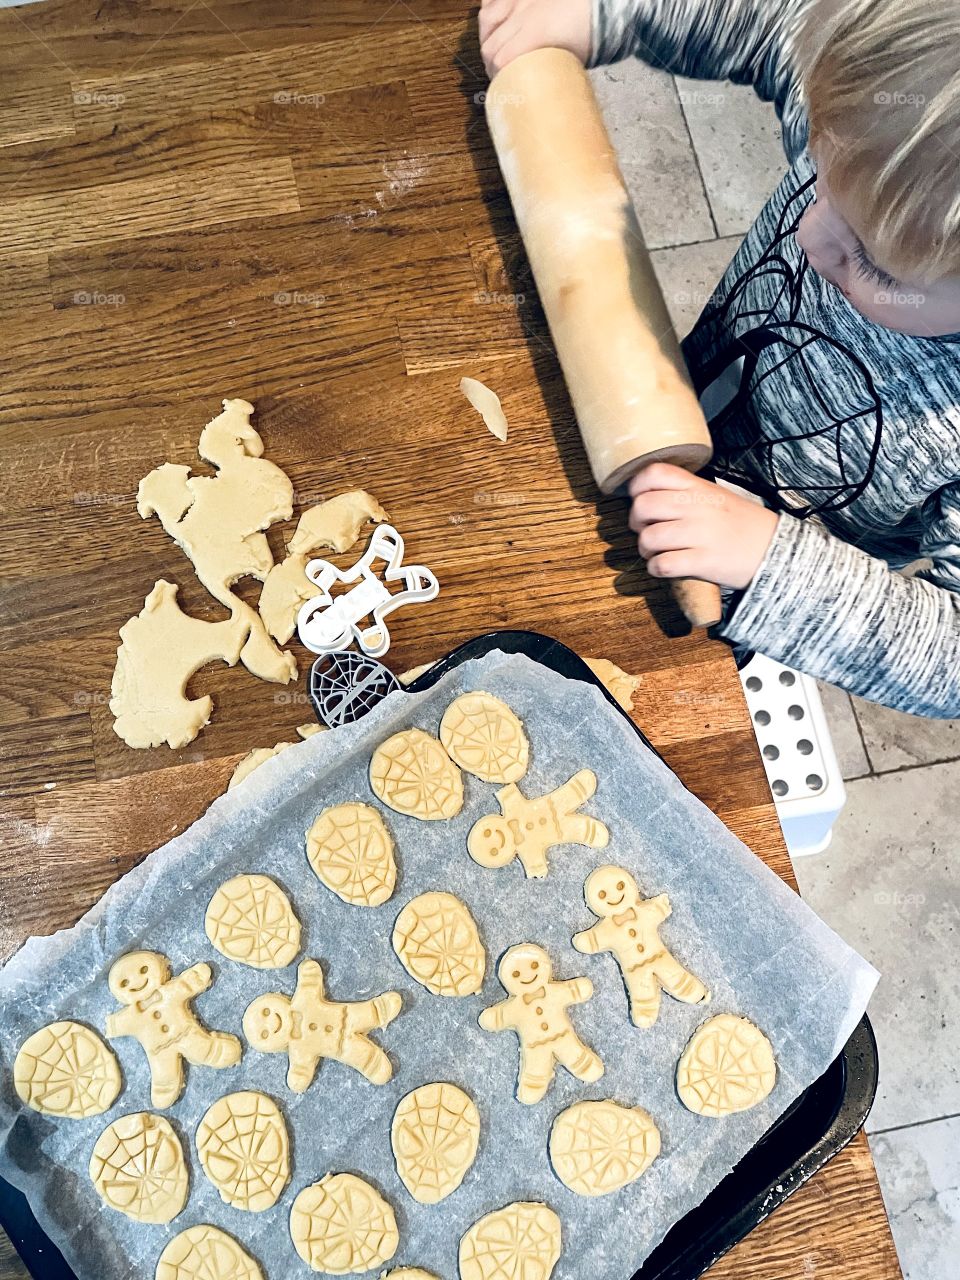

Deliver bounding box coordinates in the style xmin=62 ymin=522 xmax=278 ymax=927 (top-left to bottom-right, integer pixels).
xmin=0 ymin=651 xmax=878 ymax=1280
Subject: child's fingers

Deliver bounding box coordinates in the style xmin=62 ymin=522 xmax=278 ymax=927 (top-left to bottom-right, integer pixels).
xmin=645 ymin=549 xmax=699 ymax=580
xmin=628 ymin=490 xmax=689 ymax=531
xmin=479 ymin=0 xmax=512 ymax=45
xmin=636 ymin=518 xmax=694 ymax=558
xmin=484 ymin=27 xmax=527 ymax=76
xmin=627 ymin=462 xmax=697 ymax=497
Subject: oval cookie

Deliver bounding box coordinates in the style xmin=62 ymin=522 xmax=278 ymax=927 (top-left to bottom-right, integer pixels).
xmin=459 ymin=1202 xmax=562 ymax=1280
xmin=196 ymin=1091 xmax=290 ymax=1211
xmin=14 ymin=1021 xmax=121 ymax=1118
xmin=392 ymin=892 xmax=485 ymax=997
xmin=392 ymin=1082 xmax=480 ymax=1204
xmin=439 ymin=691 xmax=529 ymax=783
xmin=90 ymin=1111 xmax=188 ymax=1224
xmin=156 ymin=1225 xmax=263 ymax=1280
xmin=370 ymin=729 xmax=463 ymax=821
xmin=205 ymin=874 xmax=301 ymax=969
xmin=549 ymin=1100 xmax=660 ymax=1196
xmin=677 ymin=1014 xmax=777 ymax=1116
xmin=306 ymin=803 xmax=397 ymax=907
xmin=290 ymin=1172 xmax=399 ymax=1274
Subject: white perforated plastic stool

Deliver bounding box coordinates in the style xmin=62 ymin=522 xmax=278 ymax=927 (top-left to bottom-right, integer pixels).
xmin=738 ymin=653 xmax=846 ymax=856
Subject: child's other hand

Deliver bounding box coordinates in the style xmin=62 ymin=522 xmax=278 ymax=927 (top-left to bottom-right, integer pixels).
xmin=628 ymin=464 xmax=778 ymax=590
xmin=479 ymin=0 xmax=592 ymax=78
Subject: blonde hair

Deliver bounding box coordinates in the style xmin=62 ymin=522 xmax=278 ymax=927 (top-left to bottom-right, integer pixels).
xmin=798 ymin=0 xmax=960 ymax=282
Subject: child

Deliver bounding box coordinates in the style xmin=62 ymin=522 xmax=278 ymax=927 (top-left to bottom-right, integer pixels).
xmin=479 ymin=0 xmax=960 ymax=717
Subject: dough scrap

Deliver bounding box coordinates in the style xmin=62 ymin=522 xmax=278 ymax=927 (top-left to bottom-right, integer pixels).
xmin=14 ymin=1020 xmax=121 ymax=1118
xmin=459 ymin=1202 xmax=561 ymax=1280
xmin=227 ymin=722 xmax=324 ymax=789
xmin=137 ymin=399 xmax=296 ymax=686
xmin=370 ymin=728 xmax=464 ymax=821
xmin=460 ymin=377 xmax=508 ymax=442
xmin=439 ymin=691 xmax=529 ymax=783
xmin=306 ymin=802 xmax=397 ymax=907
xmin=677 ymin=1014 xmax=776 ymax=1116
xmin=205 ymin=873 xmax=301 ymax=969
xmin=392 ymin=1081 xmax=480 ymax=1204
xmin=468 ymin=770 xmax=608 ymax=879
xmin=392 ymin=892 xmax=486 ymax=997
xmin=196 ymin=1090 xmax=290 ymax=1211
xmin=105 ymin=951 xmax=241 ymax=1108
xmin=110 ymin=580 xmax=248 ymax=749
xmin=243 ymin=958 xmax=401 ymax=1092
xmin=259 ymin=490 xmax=389 ymax=643
xmin=573 ymin=865 xmax=708 ymax=1027
xmin=380 ymin=1271 xmax=437 ymax=1280
xmin=479 ymin=943 xmax=602 ymax=1105
xmin=584 ymin=657 xmax=641 ymax=712
xmin=549 ymin=1099 xmax=660 ymax=1197
xmin=290 ymin=1172 xmax=399 ymax=1274
xmin=156 ymin=1225 xmax=263 ymax=1280
xmin=89 ymin=1111 xmax=188 ymax=1224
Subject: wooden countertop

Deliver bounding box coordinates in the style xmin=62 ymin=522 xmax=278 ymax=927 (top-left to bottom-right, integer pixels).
xmin=0 ymin=1 xmax=899 ymax=1276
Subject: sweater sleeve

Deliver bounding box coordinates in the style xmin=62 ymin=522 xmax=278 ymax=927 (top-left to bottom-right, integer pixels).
xmin=719 ymin=510 xmax=960 ymax=717
xmin=590 ymin=0 xmax=810 ymax=160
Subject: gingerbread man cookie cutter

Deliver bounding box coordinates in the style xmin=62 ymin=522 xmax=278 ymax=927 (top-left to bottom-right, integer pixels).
xmin=296 ymin=524 xmax=439 ymax=659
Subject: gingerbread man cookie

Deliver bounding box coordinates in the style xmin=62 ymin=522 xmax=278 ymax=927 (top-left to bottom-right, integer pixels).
xmin=105 ymin=952 xmax=241 ymax=1107
xmin=479 ymin=944 xmax=603 ymax=1104
xmin=467 ymin=770 xmax=609 ymax=879
xmin=573 ymin=865 xmax=708 ymax=1028
xmin=242 ymin=958 xmax=401 ymax=1092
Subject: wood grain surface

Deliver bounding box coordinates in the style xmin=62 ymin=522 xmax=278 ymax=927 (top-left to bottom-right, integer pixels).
xmin=0 ymin=1 xmax=899 ymax=1277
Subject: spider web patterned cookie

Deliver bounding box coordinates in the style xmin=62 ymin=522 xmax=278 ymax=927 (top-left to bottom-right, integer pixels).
xmin=89 ymin=1112 xmax=188 ymax=1224
xmin=439 ymin=692 xmax=529 ymax=783
xmin=196 ymin=1091 xmax=290 ymax=1211
xmin=205 ymin=874 xmax=301 ymax=968
xmin=549 ymin=1100 xmax=660 ymax=1197
xmin=369 ymin=729 xmax=463 ymax=821
xmin=391 ymin=1082 xmax=480 ymax=1204
xmin=290 ymin=1172 xmax=399 ymax=1274
xmin=306 ymin=803 xmax=397 ymax=906
xmin=155 ymin=1224 xmax=264 ymax=1280
xmin=14 ymin=1021 xmax=121 ymax=1118
xmin=676 ymin=1014 xmax=777 ymax=1116
xmin=459 ymin=1201 xmax=562 ymax=1280
xmin=392 ymin=892 xmax=486 ymax=996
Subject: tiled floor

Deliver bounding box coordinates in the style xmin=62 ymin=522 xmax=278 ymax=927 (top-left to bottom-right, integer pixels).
xmin=590 ymin=61 xmax=960 ymax=1280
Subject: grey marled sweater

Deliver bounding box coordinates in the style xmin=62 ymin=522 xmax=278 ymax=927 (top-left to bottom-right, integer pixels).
xmin=592 ymin=0 xmax=960 ymax=716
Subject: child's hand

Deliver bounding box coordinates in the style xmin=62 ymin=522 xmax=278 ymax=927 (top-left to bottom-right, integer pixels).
xmin=628 ymin=464 xmax=778 ymax=590
xmin=479 ymin=0 xmax=592 ymax=77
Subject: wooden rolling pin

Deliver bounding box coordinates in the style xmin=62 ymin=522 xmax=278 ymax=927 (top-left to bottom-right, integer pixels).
xmin=485 ymin=48 xmax=722 ymax=628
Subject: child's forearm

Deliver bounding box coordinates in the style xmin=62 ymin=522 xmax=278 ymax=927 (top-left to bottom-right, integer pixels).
xmin=720 ymin=512 xmax=960 ymax=718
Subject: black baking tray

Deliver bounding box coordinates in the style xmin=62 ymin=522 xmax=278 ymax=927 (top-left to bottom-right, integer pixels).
xmin=0 ymin=629 xmax=878 ymax=1280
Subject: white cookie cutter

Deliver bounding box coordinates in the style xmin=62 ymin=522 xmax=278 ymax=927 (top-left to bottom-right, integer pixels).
xmin=296 ymin=523 xmax=439 ymax=658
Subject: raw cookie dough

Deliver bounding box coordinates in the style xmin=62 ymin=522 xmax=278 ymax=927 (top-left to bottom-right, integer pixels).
xmin=306 ymin=803 xmax=397 ymax=907
xmin=259 ymin=490 xmax=389 ymax=643
xmin=584 ymin=657 xmax=641 ymax=712
xmin=370 ymin=728 xmax=464 ymax=821
xmin=676 ymin=1014 xmax=777 ymax=1116
xmin=380 ymin=1271 xmax=437 ymax=1280
xmin=110 ymin=580 xmax=248 ymax=749
xmin=573 ymin=865 xmax=708 ymax=1027
xmin=391 ymin=1082 xmax=480 ymax=1204
xmin=460 ymin=377 xmax=508 ymax=442
xmin=290 ymin=1172 xmax=399 ymax=1274
xmin=479 ymin=943 xmax=603 ymax=1105
xmin=439 ymin=691 xmax=529 ymax=783
xmin=549 ymin=1100 xmax=660 ymax=1197
xmin=137 ymin=398 xmax=296 ymax=685
xmin=89 ymin=1111 xmax=188 ymax=1224
xmin=156 ymin=1225 xmax=264 ymax=1280
xmin=196 ymin=1091 xmax=290 ymax=1211
xmin=205 ymin=873 xmax=301 ymax=969
xmin=392 ymin=892 xmax=486 ymax=997
xmin=228 ymin=723 xmax=323 ymax=789
xmin=14 ymin=1020 xmax=121 ymax=1118
xmin=459 ymin=1202 xmax=561 ymax=1280
xmin=243 ymin=958 xmax=401 ymax=1091
xmin=105 ymin=951 xmax=241 ymax=1108
xmin=467 ymin=770 xmax=608 ymax=879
